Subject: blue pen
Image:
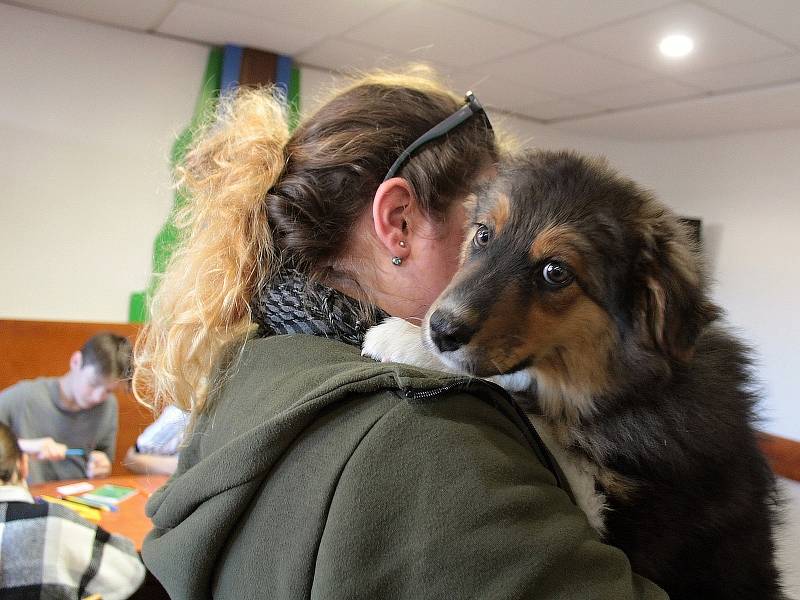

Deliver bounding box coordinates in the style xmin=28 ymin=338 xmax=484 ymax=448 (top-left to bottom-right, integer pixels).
xmin=65 ymin=448 xmax=85 ymax=457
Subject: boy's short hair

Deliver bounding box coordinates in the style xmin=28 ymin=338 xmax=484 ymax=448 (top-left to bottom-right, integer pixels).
xmin=80 ymin=333 xmax=133 ymax=380
xmin=0 ymin=422 xmax=22 ymax=483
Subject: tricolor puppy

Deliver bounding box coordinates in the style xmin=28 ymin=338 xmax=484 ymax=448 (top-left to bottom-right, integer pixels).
xmin=363 ymin=150 xmax=781 ymax=600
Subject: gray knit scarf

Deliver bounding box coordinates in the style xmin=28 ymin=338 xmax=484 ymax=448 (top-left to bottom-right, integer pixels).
xmin=251 ymin=269 xmax=388 ymax=348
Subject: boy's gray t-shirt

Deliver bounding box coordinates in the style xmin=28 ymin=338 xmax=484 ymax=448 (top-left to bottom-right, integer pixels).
xmin=0 ymin=377 xmax=118 ymax=483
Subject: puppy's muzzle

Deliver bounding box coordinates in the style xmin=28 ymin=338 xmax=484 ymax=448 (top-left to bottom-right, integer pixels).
xmin=429 ymin=310 xmax=476 ymax=353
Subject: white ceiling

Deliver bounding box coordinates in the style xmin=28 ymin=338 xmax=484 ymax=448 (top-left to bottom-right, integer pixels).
xmin=7 ymin=0 xmax=800 ymax=140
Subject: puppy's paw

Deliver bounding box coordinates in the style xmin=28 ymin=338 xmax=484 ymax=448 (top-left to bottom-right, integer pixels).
xmin=362 ymin=317 xmax=451 ymax=371
xmin=362 ymin=317 xmax=423 ymax=363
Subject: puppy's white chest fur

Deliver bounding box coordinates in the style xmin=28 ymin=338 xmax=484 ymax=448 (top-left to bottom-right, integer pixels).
xmin=363 ymin=317 xmax=607 ymax=536
xmin=525 ymin=415 xmax=606 ymax=535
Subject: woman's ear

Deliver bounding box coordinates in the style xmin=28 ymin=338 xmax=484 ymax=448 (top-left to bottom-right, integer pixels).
xmin=372 ymin=177 xmax=415 ymax=261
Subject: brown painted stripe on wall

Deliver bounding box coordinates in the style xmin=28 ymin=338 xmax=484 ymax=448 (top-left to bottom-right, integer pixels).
xmin=240 ymin=48 xmax=277 ymax=86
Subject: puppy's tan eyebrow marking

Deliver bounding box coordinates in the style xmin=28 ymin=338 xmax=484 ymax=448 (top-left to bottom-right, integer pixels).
xmin=489 ymin=193 xmax=511 ymax=233
xmin=529 ymin=225 xmax=587 ymax=272
xmin=531 ymin=225 xmax=574 ymax=258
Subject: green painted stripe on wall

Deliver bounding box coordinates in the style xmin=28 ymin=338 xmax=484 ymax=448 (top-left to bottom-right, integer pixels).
xmin=289 ymin=65 xmax=301 ymax=132
xmin=128 ymin=46 xmax=224 ymax=323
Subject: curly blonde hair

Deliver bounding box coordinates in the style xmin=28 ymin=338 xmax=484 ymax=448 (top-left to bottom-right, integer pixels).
xmin=133 ymin=66 xmax=498 ymax=415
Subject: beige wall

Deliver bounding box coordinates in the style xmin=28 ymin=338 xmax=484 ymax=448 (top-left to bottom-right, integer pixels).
xmin=0 ymin=4 xmax=207 ymax=322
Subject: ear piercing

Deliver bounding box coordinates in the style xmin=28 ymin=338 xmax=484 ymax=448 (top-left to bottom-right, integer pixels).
xmin=392 ymin=240 xmax=407 ymax=265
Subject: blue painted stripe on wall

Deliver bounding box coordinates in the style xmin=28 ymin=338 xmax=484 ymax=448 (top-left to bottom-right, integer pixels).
xmin=221 ymin=44 xmax=243 ymax=94
xmin=275 ymin=55 xmax=293 ymax=95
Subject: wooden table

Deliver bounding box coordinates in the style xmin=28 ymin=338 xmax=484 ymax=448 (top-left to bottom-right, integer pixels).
xmin=30 ymin=474 xmax=168 ymax=551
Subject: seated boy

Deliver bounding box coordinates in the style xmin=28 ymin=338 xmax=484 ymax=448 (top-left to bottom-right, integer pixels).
xmin=0 ymin=332 xmax=131 ymax=483
xmin=0 ymin=422 xmax=145 ymax=599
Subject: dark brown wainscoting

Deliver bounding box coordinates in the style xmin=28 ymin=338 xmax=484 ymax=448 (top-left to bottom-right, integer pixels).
xmin=759 ymin=433 xmax=800 ymax=482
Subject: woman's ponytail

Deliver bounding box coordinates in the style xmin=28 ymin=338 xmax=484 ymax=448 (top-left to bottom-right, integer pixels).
xmin=133 ymin=87 xmax=289 ymax=414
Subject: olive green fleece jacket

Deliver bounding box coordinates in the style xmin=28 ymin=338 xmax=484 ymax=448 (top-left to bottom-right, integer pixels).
xmin=142 ymin=334 xmax=666 ymax=600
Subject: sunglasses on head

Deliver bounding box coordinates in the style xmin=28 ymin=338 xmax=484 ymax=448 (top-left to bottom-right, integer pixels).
xmin=383 ymin=91 xmax=493 ymax=182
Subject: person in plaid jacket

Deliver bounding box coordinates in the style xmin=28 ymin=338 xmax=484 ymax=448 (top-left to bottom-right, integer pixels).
xmin=0 ymin=423 xmax=145 ymax=599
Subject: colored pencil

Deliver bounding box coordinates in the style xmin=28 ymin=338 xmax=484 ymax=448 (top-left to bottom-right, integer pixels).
xmin=64 ymin=495 xmax=116 ymax=512
xmin=40 ymin=495 xmax=101 ymax=521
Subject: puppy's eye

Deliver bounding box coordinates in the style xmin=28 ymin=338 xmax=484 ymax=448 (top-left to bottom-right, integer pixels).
xmin=542 ymin=261 xmax=574 ymax=287
xmin=473 ymin=225 xmax=491 ymax=248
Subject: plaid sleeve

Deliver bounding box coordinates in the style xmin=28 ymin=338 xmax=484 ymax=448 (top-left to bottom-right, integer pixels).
xmin=0 ymin=502 xmax=145 ymax=600
xmin=82 ymin=528 xmax=146 ymax=600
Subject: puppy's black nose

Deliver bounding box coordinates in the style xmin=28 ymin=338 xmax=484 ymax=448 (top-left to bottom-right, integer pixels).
xmin=429 ymin=310 xmax=475 ymax=352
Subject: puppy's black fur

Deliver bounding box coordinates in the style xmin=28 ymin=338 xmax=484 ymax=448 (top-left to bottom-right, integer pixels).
xmin=429 ymin=150 xmax=781 ymax=599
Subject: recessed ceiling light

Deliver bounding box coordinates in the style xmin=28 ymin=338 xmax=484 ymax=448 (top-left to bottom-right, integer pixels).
xmin=659 ymin=33 xmax=694 ymax=58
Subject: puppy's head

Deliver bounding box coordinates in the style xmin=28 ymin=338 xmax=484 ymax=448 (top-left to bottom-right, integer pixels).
xmin=424 ymin=150 xmax=717 ymax=417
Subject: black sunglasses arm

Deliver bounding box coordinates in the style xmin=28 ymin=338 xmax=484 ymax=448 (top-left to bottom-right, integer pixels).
xmin=383 ymin=93 xmax=486 ymax=182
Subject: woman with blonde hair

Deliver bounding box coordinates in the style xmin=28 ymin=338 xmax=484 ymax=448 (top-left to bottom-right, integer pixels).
xmin=135 ymin=67 xmax=666 ymax=599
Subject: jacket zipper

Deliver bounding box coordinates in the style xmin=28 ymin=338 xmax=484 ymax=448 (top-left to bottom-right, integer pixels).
xmin=403 ymin=382 xmax=464 ymax=400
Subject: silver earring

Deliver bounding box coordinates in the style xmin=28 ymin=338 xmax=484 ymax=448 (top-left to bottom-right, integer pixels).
xmin=399 ymin=240 xmax=407 ymax=248
xmin=391 ymin=256 xmax=403 ymax=266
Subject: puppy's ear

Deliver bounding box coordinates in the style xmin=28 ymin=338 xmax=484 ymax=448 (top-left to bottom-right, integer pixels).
xmin=635 ymin=216 xmax=719 ymax=363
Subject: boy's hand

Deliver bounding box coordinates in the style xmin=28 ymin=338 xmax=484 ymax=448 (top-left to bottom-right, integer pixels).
xmin=19 ymin=437 xmax=68 ymax=461
xmin=87 ymin=450 xmax=112 ymax=478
